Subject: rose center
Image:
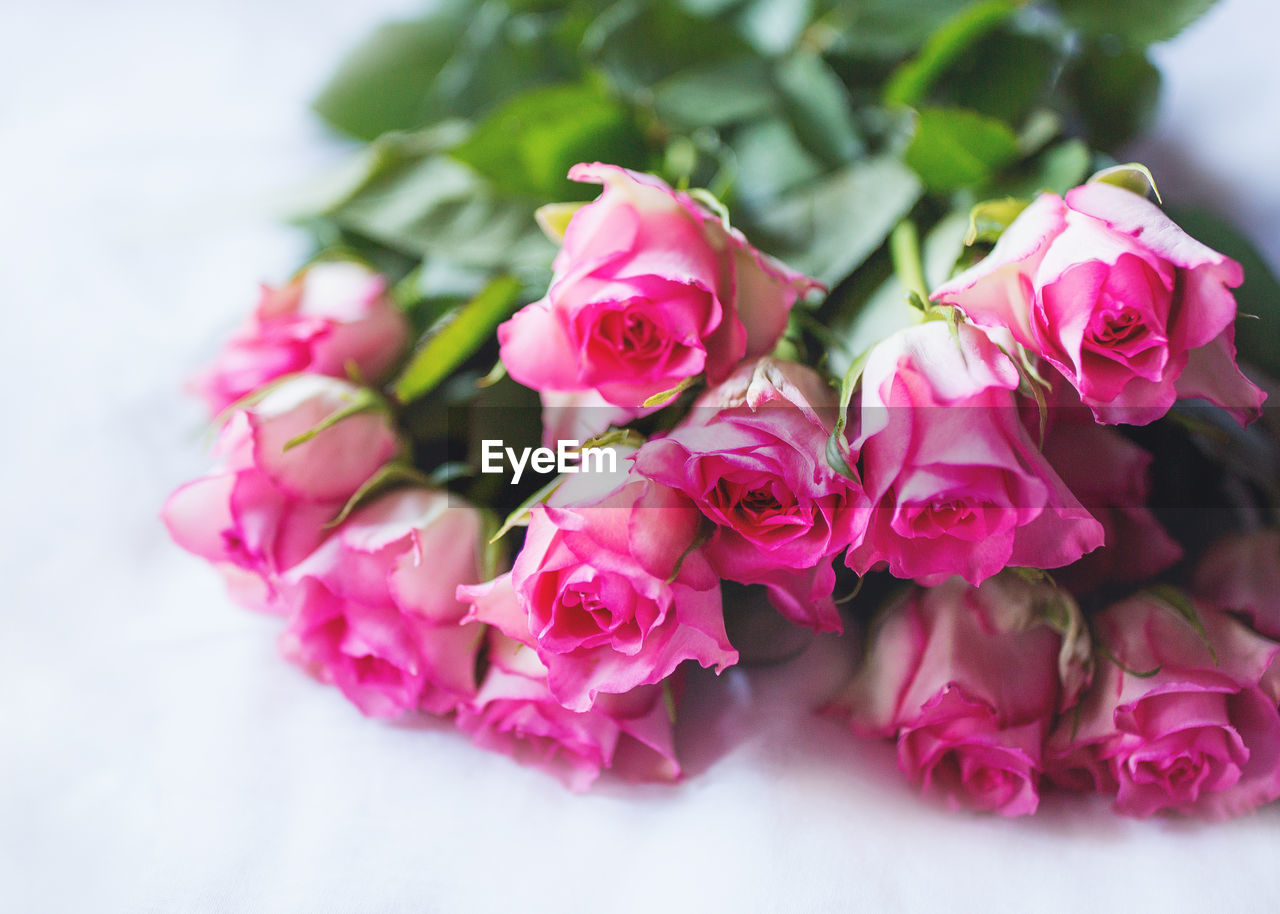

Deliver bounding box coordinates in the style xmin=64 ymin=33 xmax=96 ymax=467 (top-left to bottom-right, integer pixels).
xmin=596 ymin=306 xmax=665 ymax=360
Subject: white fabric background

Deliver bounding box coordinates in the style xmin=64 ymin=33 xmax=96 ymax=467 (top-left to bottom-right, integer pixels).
xmin=3 ymin=1 xmax=1279 ymax=911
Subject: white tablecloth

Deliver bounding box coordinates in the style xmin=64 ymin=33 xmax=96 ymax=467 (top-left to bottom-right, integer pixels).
xmin=3 ymin=2 xmax=1279 ymax=911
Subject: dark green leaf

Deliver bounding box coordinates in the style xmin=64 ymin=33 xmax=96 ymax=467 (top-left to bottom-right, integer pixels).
xmin=774 ymin=52 xmax=863 ymax=165
xmin=993 ymin=138 xmax=1092 ymax=198
xmin=746 ymin=155 xmax=922 ymax=287
xmin=586 ymin=0 xmax=755 ymax=93
xmin=311 ymin=3 xmax=474 ymax=140
xmin=729 ymin=117 xmax=825 ymax=203
xmin=1058 ymin=0 xmax=1221 ymax=46
xmin=1066 ymin=41 xmax=1160 ymax=152
xmin=904 ymin=107 xmax=1019 ymax=192
xmin=883 ymin=0 xmax=1017 ymax=108
xmin=653 ymin=58 xmax=777 ymax=128
xmin=452 ymin=81 xmax=648 ymax=200
xmin=828 ymin=0 xmax=978 ymax=60
xmin=940 ymin=29 xmax=1061 ymax=125
xmin=394 ymin=276 xmax=524 ymax=403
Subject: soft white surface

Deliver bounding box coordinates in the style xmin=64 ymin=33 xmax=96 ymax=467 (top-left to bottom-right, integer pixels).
xmin=3 ymin=2 xmax=1279 ymax=911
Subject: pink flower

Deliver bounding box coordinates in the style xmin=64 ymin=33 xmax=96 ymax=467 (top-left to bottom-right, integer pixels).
xmin=457 ymin=578 xmax=680 ymax=791
xmin=845 ymin=321 xmax=1103 ymax=585
xmin=1193 ymin=530 xmax=1280 ymax=640
xmin=538 ymin=389 xmax=640 ymax=450
xmin=498 ymin=163 xmax=820 ymax=411
xmin=161 ymin=375 xmax=400 ymax=612
xmin=1046 ymin=593 xmax=1280 ymax=820
xmin=634 ymin=358 xmax=869 ymax=632
xmin=279 ymin=488 xmax=487 ymax=718
xmin=932 ymin=181 xmax=1265 ymax=425
xmin=193 ymin=260 xmax=409 ymax=415
xmin=1042 ymin=408 xmax=1182 ymax=593
xmin=835 ymin=574 xmax=1090 ymax=816
xmin=470 ymin=454 xmax=737 ymax=712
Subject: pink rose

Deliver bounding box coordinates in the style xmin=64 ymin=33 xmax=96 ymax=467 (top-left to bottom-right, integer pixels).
xmin=469 ymin=454 xmax=737 ymax=711
xmin=279 ymin=488 xmax=486 ymax=718
xmin=634 ymin=358 xmax=869 ymax=632
xmin=1046 ymin=593 xmax=1280 ymax=820
xmin=933 ymin=181 xmax=1265 ymax=425
xmin=1193 ymin=530 xmax=1280 ymax=640
xmin=457 ymin=578 xmax=680 ymax=791
xmin=1042 ymin=407 xmax=1182 ymax=592
xmin=835 ymin=574 xmax=1090 ymax=816
xmin=538 ymin=389 xmax=640 ymax=450
xmin=161 ymin=375 xmax=400 ymax=611
xmin=845 ymin=321 xmax=1103 ymax=585
xmin=498 ymin=162 xmax=820 ymax=410
xmin=193 ymin=260 xmax=409 ymax=415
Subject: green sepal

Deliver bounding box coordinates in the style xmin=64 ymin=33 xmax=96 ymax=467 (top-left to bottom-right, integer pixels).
xmin=283 ymin=386 xmax=387 ymax=452
xmin=1089 ymin=162 xmax=1162 ymax=203
xmin=325 ymin=461 xmax=434 ymax=529
xmin=964 ymin=196 xmax=1031 ymax=245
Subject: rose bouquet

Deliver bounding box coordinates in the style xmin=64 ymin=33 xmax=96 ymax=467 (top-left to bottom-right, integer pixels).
xmin=165 ymin=0 xmax=1280 ymax=818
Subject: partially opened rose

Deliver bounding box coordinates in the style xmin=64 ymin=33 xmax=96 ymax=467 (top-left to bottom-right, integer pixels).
xmin=161 ymin=375 xmax=400 ymax=611
xmin=193 ymin=260 xmax=408 ymax=415
xmin=457 ymin=578 xmax=680 ymax=791
xmin=634 ymin=358 xmax=868 ymax=632
xmin=279 ymin=488 xmax=486 ymax=718
xmin=834 ymin=574 xmax=1090 ymax=816
xmin=932 ymin=180 xmax=1265 ymax=425
xmin=1046 ymin=593 xmax=1280 ymax=820
xmin=498 ymin=162 xmax=820 ymax=411
xmin=468 ymin=451 xmax=737 ymax=712
xmin=846 ymin=320 xmax=1103 ymax=585
xmin=1193 ymin=530 xmax=1280 ymax=640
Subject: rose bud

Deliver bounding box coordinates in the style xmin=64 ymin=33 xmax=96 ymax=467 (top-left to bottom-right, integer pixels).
xmin=634 ymin=358 xmax=869 ymax=632
xmin=833 ymin=573 xmax=1091 ymax=816
xmin=498 ymin=162 xmax=820 ymax=412
xmin=469 ymin=451 xmax=737 ymax=712
xmin=1193 ymin=529 xmax=1280 ymax=640
xmin=161 ymin=375 xmax=400 ymax=612
xmin=932 ymin=180 xmax=1265 ymax=426
xmin=846 ymin=320 xmax=1103 ymax=586
xmin=1046 ymin=592 xmax=1280 ymax=820
xmin=193 ymin=260 xmax=409 ymax=415
xmin=278 ymin=488 xmax=487 ymax=718
xmin=1042 ymin=410 xmax=1182 ymax=593
xmin=457 ymin=578 xmax=680 ymax=791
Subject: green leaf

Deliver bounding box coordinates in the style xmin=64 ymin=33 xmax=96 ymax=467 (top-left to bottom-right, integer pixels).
xmin=312 ymin=1 xmax=587 ymax=141
xmin=1058 ymin=0 xmax=1221 ymax=46
xmin=297 ymin=128 xmax=555 ymax=279
xmin=653 ymin=58 xmax=777 ymax=129
xmin=451 ymin=81 xmax=648 ymax=200
xmin=904 ymin=107 xmax=1020 ymax=192
xmin=729 ymin=116 xmax=825 ymax=203
xmin=394 ymin=275 xmax=524 ymax=403
xmin=488 ymin=474 xmax=564 ymax=544
xmin=883 ymin=0 xmax=1018 ymax=108
xmin=586 ymin=0 xmax=756 ymax=93
xmin=965 ymin=196 xmax=1030 ymax=244
xmin=1066 ymin=41 xmax=1160 ymax=152
xmin=774 ymin=51 xmax=862 ymax=165
xmin=311 ymin=3 xmax=474 ymax=140
xmin=994 ymin=138 xmax=1092 ymax=198
xmin=1089 ymin=162 xmax=1161 ymax=201
xmin=940 ymin=29 xmax=1062 ymax=125
xmin=746 ymin=155 xmax=922 ymax=287
xmin=1162 ymin=204 xmax=1280 ymax=378
xmin=831 ymin=0 xmax=980 ymax=60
